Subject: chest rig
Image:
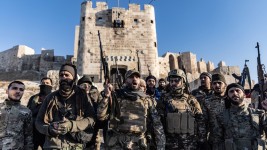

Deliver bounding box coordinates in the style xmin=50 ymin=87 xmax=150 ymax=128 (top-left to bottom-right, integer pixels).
xmin=116 ymin=97 xmax=149 ymax=134
xmin=166 ymin=94 xmax=195 ymax=135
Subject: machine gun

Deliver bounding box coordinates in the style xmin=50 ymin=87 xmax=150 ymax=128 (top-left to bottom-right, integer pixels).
xmin=232 ymin=60 xmax=252 ymax=90
xmin=98 ymin=30 xmax=120 ymax=122
xmin=255 ymin=42 xmax=266 ymax=108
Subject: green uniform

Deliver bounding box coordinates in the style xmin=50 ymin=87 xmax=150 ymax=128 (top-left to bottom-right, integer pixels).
xmin=0 ymin=100 xmax=33 ymax=150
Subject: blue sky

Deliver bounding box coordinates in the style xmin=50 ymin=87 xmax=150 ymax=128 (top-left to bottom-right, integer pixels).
xmin=0 ymin=0 xmax=266 ymax=82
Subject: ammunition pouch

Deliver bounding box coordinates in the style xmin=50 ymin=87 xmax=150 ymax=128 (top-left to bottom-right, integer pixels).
xmin=106 ymin=130 xmax=147 ymax=149
xmin=166 ymin=112 xmax=195 ymax=135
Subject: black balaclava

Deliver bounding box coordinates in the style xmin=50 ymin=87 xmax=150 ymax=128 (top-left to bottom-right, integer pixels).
xmin=39 ymin=85 xmax=52 ymax=96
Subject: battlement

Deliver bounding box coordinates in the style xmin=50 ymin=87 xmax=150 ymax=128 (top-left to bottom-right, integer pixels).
xmin=81 ymin=1 xmax=154 ymax=12
xmin=0 ymin=46 xmax=72 ymax=76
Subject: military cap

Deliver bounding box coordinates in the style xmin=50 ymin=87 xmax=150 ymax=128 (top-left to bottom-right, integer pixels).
xmin=125 ymin=69 xmax=140 ymax=79
xmin=212 ymin=73 xmax=226 ymax=84
xmin=77 ymin=75 xmax=92 ymax=85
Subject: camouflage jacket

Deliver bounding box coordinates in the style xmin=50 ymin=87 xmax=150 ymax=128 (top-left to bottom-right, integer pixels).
xmin=216 ymin=104 xmax=267 ymax=149
xmin=162 ymin=93 xmax=206 ymax=142
xmin=97 ymin=88 xmax=166 ymax=147
xmin=35 ymin=87 xmax=95 ymax=149
xmin=218 ymin=104 xmax=266 ymax=139
xmin=0 ymin=100 xmax=33 ymax=150
xmin=202 ymin=94 xmax=226 ymax=143
xmin=191 ymin=86 xmax=213 ymax=107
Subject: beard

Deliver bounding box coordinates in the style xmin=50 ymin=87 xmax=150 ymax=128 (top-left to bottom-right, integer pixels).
xmin=146 ymin=87 xmax=155 ymax=95
xmin=59 ymin=79 xmax=74 ymax=97
xmin=230 ymin=95 xmax=244 ymax=106
xmin=39 ymin=85 xmax=52 ymax=96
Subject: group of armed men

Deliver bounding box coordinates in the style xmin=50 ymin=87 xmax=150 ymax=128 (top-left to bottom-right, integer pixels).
xmin=1 ymin=63 xmax=267 ymax=150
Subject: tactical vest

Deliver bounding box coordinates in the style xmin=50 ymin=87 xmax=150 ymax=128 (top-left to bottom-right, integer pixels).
xmin=116 ymin=97 xmax=148 ymax=133
xmin=166 ymin=95 xmax=195 ymax=135
xmin=223 ymin=107 xmax=265 ymax=150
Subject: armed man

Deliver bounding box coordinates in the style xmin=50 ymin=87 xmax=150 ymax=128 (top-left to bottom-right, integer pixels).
xmin=97 ymin=69 xmax=166 ymax=149
xmin=216 ymin=83 xmax=266 ymax=149
xmin=35 ymin=63 xmax=95 ymax=149
xmin=77 ymin=75 xmax=103 ymax=149
xmin=27 ymin=77 xmax=53 ymax=149
xmin=159 ymin=69 xmax=206 ymax=149
xmin=202 ymin=73 xmax=227 ymax=150
xmin=0 ymin=81 xmax=33 ymax=149
xmin=191 ymin=72 xmax=213 ymax=107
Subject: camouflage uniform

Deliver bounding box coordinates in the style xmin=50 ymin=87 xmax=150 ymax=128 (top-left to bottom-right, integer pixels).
xmin=0 ymin=100 xmax=33 ymax=150
xmin=202 ymin=94 xmax=226 ymax=149
xmin=217 ymin=105 xmax=266 ymax=150
xmin=97 ymin=88 xmax=166 ymax=150
xmin=191 ymin=87 xmax=213 ymax=107
xmin=162 ymin=92 xmax=206 ymax=150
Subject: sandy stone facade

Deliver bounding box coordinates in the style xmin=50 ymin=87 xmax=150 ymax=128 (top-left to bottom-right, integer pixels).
xmin=75 ymin=1 xmax=158 ymax=83
xmin=0 ymin=45 xmax=72 ymax=81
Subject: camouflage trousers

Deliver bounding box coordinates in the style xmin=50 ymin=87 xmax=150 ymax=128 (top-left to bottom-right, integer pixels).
xmin=166 ymin=134 xmax=197 ymax=150
xmin=105 ymin=130 xmax=147 ymax=150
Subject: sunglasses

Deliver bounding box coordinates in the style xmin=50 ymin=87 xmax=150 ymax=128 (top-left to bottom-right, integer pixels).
xmin=169 ymin=78 xmax=181 ymax=83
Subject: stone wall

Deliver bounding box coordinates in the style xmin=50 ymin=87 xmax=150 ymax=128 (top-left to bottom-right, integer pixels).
xmin=75 ymin=1 xmax=158 ymax=83
xmin=0 ymin=45 xmax=34 ymax=72
xmin=0 ymin=46 xmax=73 ymax=80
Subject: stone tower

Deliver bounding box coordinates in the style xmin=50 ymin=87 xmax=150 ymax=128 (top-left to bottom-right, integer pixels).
xmin=75 ymin=1 xmax=158 ymax=83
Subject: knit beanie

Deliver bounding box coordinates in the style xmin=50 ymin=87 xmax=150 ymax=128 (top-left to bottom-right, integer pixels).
xmin=225 ymin=83 xmax=244 ymax=95
xmin=59 ymin=64 xmax=77 ymax=80
xmin=146 ymin=75 xmax=157 ymax=82
xmin=212 ymin=73 xmax=226 ymax=84
xmin=200 ymin=72 xmax=212 ymax=79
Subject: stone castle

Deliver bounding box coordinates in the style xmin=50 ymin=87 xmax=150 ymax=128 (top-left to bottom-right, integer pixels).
xmin=0 ymin=1 xmax=247 ymax=90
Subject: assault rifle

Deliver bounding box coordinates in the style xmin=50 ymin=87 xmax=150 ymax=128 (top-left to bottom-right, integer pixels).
xmin=147 ymin=64 xmax=152 ymax=75
xmin=232 ymin=60 xmax=252 ymax=90
xmin=182 ymin=65 xmax=191 ymax=94
xmin=98 ymin=30 xmax=120 ymax=122
xmin=136 ymin=50 xmax=141 ymax=73
xmin=255 ymin=42 xmax=265 ymax=108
